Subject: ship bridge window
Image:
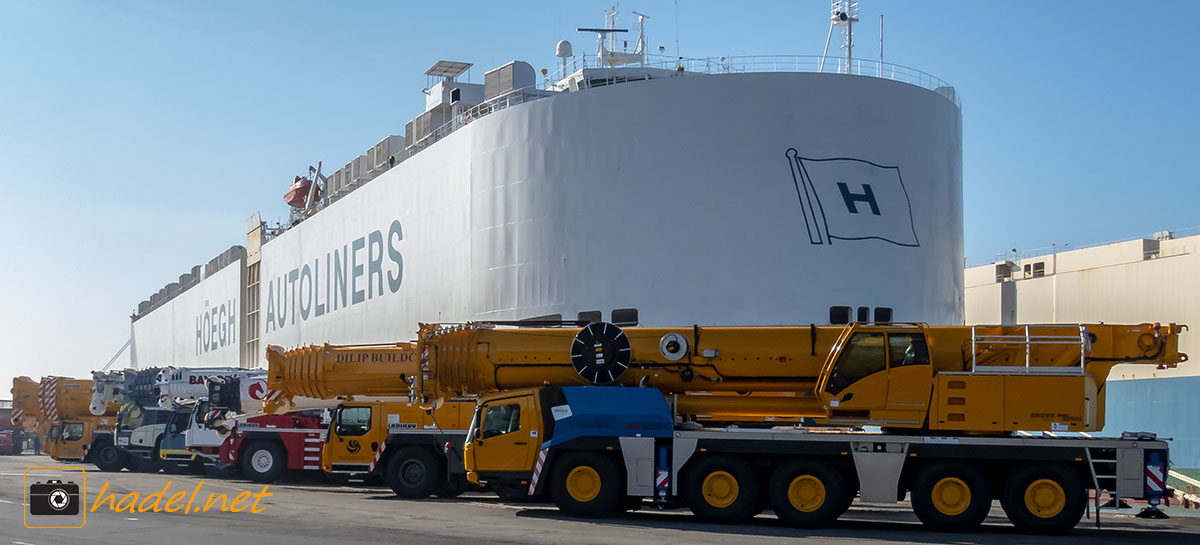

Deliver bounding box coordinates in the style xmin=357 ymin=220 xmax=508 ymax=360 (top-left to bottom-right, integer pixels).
xmin=577 ymin=311 xmax=602 ymax=324
xmin=612 ymin=308 xmax=639 ymax=327
xmin=1032 ymin=262 xmax=1046 ymax=277
xmin=874 ymin=307 xmax=893 ymax=323
xmin=857 ymin=307 xmax=870 ymax=322
xmin=829 ymin=306 xmax=852 ymax=325
xmin=825 ymin=333 xmax=886 ymax=395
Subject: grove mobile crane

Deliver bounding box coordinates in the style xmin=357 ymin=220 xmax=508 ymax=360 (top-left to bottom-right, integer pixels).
xmin=414 ymin=321 xmax=1186 ymax=534
xmin=264 ymin=343 xmax=476 ymax=498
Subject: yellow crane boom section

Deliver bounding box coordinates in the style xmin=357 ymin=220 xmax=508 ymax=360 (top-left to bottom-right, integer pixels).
xmin=35 ymin=377 xmax=119 ymax=422
xmin=11 ymin=377 xmax=44 ymax=430
xmin=265 ymin=343 xmax=419 ymax=406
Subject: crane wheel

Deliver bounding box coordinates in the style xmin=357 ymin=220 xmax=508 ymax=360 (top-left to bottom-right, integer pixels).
xmin=93 ymin=438 xmax=127 ymax=472
xmin=1000 ymin=463 xmax=1086 ymax=535
xmin=548 ymin=451 xmax=622 ymax=517
xmin=910 ymin=461 xmax=992 ymax=532
xmin=386 ymin=446 xmax=445 ymax=499
xmin=241 ymin=440 xmax=285 ymax=483
xmin=768 ymin=458 xmax=848 ymax=528
xmin=683 ymin=455 xmax=761 ymax=524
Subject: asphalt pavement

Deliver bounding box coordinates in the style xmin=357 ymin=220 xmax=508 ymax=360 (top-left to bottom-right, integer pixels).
xmin=2 ymin=452 xmax=1197 ymax=545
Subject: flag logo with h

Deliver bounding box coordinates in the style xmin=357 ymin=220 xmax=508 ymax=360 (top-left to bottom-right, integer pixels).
xmin=786 ymin=149 xmax=920 ymax=247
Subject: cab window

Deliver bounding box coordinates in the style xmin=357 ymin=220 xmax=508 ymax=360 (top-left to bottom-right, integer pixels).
xmin=167 ymin=412 xmax=188 ymax=434
xmin=826 ymin=332 xmax=886 ymax=395
xmin=152 ymin=409 xmax=175 ymax=426
xmin=888 ymin=333 xmax=930 ymax=368
xmin=194 ymin=402 xmax=209 ymax=426
xmin=480 ymin=403 xmax=521 ymax=439
xmin=118 ymin=404 xmax=144 ymax=431
xmin=49 ymin=425 xmax=61 ymax=442
xmin=336 ymin=406 xmax=372 ymax=437
xmin=62 ymin=423 xmax=84 ymax=442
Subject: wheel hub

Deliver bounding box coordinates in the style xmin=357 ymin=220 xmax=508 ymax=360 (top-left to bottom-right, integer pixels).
xmin=788 ymin=474 xmax=827 ymax=512
xmin=701 ymin=470 xmax=740 ymax=508
xmin=1024 ymin=478 xmax=1066 ymax=518
xmin=931 ymin=477 xmax=971 ymax=516
xmin=401 ymin=459 xmax=427 ymax=486
xmin=251 ymin=449 xmax=274 ymax=473
xmin=566 ymin=466 xmax=602 ymax=502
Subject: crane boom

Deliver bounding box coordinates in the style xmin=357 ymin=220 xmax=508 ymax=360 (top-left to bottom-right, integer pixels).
xmin=265 ymin=343 xmax=418 ymax=403
xmin=415 ymin=321 xmax=1187 ymax=432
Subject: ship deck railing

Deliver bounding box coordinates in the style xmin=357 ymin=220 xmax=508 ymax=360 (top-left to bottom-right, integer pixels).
xmin=407 ymin=54 xmax=957 ymax=155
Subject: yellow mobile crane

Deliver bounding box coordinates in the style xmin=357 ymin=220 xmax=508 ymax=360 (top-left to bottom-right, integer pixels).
xmin=414 ymin=321 xmax=1185 ymax=534
xmin=11 ymin=377 xmax=46 ymax=442
xmin=27 ymin=376 xmax=123 ymax=464
xmin=266 ymin=343 xmax=475 ymax=498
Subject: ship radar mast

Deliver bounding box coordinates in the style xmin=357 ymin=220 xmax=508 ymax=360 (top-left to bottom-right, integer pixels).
xmin=578 ymin=6 xmax=649 ymax=67
xmin=820 ymin=0 xmax=859 ymax=73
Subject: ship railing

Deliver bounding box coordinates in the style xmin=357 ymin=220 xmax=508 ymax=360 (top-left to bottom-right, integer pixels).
xmin=543 ymin=53 xmax=959 ymax=106
xmin=409 ymin=54 xmax=957 ymax=155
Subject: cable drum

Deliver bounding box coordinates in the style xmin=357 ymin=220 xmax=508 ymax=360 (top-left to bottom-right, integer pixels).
xmin=570 ymin=322 xmax=632 ymax=384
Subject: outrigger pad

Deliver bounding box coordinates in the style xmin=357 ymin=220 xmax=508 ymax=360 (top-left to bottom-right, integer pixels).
xmin=1135 ymin=506 xmax=1170 ymax=519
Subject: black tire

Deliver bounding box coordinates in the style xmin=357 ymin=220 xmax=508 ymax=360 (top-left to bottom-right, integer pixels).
xmin=494 ymin=485 xmax=533 ymax=502
xmin=435 ymin=474 xmax=471 ymax=498
xmin=910 ymin=461 xmax=992 ymax=532
xmin=241 ymin=440 xmax=286 ymax=483
xmin=127 ymin=452 xmax=161 ymax=473
xmin=203 ymin=463 xmax=237 ymax=478
xmin=768 ymin=458 xmax=849 ymax=528
xmin=386 ymin=446 xmax=445 ymax=499
xmin=1000 ymin=463 xmax=1087 ymax=535
xmin=682 ymin=455 xmax=761 ymax=524
xmin=548 ymin=451 xmax=623 ymax=517
xmin=93 ymin=438 xmax=127 ymax=472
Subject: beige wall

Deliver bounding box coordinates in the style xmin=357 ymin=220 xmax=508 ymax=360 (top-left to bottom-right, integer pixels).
xmin=965 ymin=235 xmax=1200 ymax=379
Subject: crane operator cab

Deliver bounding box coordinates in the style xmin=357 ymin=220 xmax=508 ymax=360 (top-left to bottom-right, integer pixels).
xmin=817 ymin=325 xmax=933 ymax=429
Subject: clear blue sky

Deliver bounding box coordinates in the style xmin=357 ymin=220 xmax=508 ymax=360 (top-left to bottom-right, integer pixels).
xmin=1 ymin=1 xmax=1197 ymax=388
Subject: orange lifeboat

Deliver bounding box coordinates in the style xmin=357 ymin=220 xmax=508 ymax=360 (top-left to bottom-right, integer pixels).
xmin=283 ymin=176 xmax=318 ymax=208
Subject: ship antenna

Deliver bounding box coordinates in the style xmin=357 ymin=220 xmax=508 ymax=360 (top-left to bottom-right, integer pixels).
xmin=820 ymin=0 xmax=859 ymax=74
xmin=674 ymin=0 xmax=681 ymax=69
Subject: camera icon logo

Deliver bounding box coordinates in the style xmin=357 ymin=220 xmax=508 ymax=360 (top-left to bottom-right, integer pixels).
xmin=30 ymin=480 xmax=80 ymax=516
xmin=24 ymin=467 xmax=86 ymax=529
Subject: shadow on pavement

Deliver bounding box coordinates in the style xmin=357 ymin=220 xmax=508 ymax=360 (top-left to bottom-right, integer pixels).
xmin=513 ymin=506 xmax=1195 ymax=543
